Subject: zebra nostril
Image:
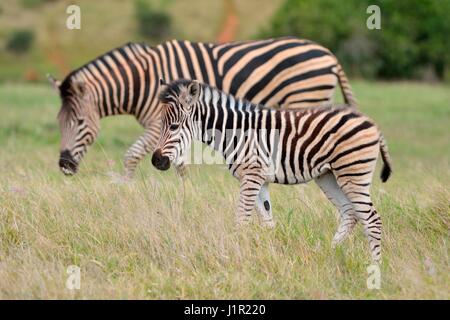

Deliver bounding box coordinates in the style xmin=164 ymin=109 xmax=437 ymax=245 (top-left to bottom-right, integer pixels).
xmin=151 ymin=149 xmax=162 ymax=167
xmin=151 ymin=149 xmax=170 ymax=171
xmin=159 ymin=155 xmax=170 ymax=170
xmin=60 ymin=149 xmax=72 ymax=161
xmin=59 ymin=150 xmax=78 ymax=174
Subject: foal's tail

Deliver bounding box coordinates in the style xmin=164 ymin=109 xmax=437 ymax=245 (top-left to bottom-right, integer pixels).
xmin=379 ymin=134 xmax=392 ymax=183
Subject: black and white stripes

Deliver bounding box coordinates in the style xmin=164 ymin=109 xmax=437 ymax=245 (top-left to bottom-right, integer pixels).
xmin=152 ymin=79 xmax=391 ymax=262
xmin=50 ymin=37 xmax=356 ymax=176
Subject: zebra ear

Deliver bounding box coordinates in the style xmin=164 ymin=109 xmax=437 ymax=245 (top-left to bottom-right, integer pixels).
xmin=47 ymin=74 xmax=61 ymax=92
xmin=187 ymin=80 xmax=200 ymax=103
xmin=72 ymin=80 xmax=87 ymax=97
xmin=159 ymin=78 xmax=169 ymax=92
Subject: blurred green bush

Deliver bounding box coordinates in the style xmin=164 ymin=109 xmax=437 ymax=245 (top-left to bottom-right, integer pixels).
xmin=6 ymin=29 xmax=35 ymax=54
xmin=261 ymin=0 xmax=450 ymax=81
xmin=135 ymin=0 xmax=172 ymax=40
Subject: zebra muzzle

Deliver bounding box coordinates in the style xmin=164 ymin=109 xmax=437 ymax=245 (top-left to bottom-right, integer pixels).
xmin=59 ymin=150 xmax=78 ymax=175
xmin=152 ymin=149 xmax=171 ymax=171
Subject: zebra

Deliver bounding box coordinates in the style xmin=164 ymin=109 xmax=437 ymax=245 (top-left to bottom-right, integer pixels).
xmin=151 ymin=79 xmax=392 ymax=263
xmin=48 ymin=37 xmax=356 ymax=177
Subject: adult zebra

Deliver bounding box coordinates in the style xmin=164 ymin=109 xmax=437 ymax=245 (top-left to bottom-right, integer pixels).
xmin=48 ymin=37 xmax=356 ymax=176
xmin=152 ymin=79 xmax=391 ymax=262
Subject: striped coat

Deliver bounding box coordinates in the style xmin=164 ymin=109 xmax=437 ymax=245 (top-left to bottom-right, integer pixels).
xmin=152 ymin=79 xmax=391 ymax=263
xmin=50 ymin=37 xmax=356 ymax=177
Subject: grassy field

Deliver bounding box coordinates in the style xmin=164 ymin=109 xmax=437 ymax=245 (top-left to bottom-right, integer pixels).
xmin=0 ymin=81 xmax=449 ymax=299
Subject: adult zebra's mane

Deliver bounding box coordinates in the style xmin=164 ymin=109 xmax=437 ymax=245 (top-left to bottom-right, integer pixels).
xmin=58 ymin=42 xmax=151 ymax=100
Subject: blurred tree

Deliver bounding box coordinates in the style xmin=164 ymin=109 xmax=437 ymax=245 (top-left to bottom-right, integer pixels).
xmin=371 ymin=0 xmax=450 ymax=80
xmin=261 ymin=0 xmax=450 ymax=81
xmin=135 ymin=0 xmax=172 ymax=40
xmin=6 ymin=29 xmax=35 ymax=54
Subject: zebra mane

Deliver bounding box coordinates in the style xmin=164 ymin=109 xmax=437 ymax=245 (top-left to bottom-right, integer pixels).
xmin=59 ymin=42 xmax=151 ymax=99
xmin=160 ymin=80 xmax=357 ymax=118
xmin=160 ymin=79 xmax=267 ymax=112
xmin=159 ymin=79 xmax=193 ymax=103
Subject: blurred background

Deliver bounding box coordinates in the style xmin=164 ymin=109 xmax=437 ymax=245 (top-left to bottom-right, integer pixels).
xmin=1 ymin=0 xmax=450 ymax=83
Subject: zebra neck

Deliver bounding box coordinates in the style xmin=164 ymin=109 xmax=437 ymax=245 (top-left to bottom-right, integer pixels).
xmin=193 ymin=89 xmax=264 ymax=155
xmin=75 ymin=42 xmax=160 ymax=122
xmin=75 ymin=68 xmax=129 ymax=119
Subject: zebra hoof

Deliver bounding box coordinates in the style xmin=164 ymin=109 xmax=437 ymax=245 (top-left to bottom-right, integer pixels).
xmin=331 ymin=229 xmax=352 ymax=248
xmin=235 ymin=219 xmax=250 ymax=229
xmin=331 ymin=235 xmax=343 ymax=249
xmin=262 ymin=220 xmax=276 ymax=229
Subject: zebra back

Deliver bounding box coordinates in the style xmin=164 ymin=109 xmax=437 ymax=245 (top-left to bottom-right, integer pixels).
xmin=60 ymin=37 xmax=354 ymax=124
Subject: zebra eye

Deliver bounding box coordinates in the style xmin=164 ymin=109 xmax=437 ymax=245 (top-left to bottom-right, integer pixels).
xmin=169 ymin=123 xmax=179 ymax=131
xmin=77 ymin=119 xmax=84 ymax=126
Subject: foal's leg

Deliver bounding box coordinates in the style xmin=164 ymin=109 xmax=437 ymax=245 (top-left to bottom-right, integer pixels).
xmin=255 ymin=183 xmax=275 ymax=228
xmin=236 ymin=175 xmax=265 ymax=226
xmin=342 ymin=184 xmax=382 ymax=263
xmin=315 ymin=172 xmax=357 ymax=247
xmin=334 ymin=161 xmax=382 ymax=263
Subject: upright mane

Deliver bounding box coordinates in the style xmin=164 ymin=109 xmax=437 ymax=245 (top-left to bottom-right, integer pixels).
xmin=59 ymin=42 xmax=151 ymax=99
xmin=160 ymin=79 xmax=267 ymax=112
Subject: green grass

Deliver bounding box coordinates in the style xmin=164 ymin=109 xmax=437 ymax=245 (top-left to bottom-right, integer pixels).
xmin=0 ymin=81 xmax=449 ymax=299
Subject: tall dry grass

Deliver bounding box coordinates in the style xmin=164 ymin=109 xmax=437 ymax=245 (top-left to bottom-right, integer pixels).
xmin=0 ymin=81 xmax=449 ymax=298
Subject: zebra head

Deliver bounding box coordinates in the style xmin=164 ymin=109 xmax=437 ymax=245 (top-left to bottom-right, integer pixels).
xmin=152 ymin=79 xmax=200 ymax=171
xmin=48 ymin=74 xmax=100 ymax=176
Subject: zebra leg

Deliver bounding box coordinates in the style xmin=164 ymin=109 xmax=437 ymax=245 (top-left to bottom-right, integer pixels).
xmin=174 ymin=163 xmax=187 ymax=178
xmin=255 ymin=183 xmax=275 ymax=228
xmin=364 ymin=206 xmax=382 ymax=263
xmin=124 ymin=124 xmax=159 ymax=178
xmin=345 ymin=190 xmax=382 ymax=263
xmin=236 ymin=175 xmax=265 ymax=226
xmin=335 ymin=170 xmax=382 ymax=263
xmin=173 ymin=151 xmax=189 ymax=179
xmin=124 ymin=123 xmax=188 ymax=179
xmin=314 ymin=172 xmax=357 ymax=247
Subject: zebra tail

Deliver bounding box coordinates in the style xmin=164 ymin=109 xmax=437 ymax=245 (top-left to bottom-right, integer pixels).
xmin=335 ymin=64 xmax=357 ymax=108
xmin=379 ymin=134 xmax=392 ymax=183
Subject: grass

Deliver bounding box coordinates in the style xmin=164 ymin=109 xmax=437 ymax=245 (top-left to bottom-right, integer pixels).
xmin=0 ymin=81 xmax=449 ymax=299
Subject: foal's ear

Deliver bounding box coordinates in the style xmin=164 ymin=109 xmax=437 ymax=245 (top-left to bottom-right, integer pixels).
xmin=187 ymin=80 xmax=200 ymax=103
xmin=159 ymin=78 xmax=169 ymax=92
xmin=47 ymin=74 xmax=61 ymax=92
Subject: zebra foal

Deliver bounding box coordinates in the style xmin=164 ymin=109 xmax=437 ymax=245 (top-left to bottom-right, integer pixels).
xmin=152 ymin=79 xmax=392 ymax=263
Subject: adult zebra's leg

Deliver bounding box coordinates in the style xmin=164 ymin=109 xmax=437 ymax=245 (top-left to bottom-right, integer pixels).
xmin=236 ymin=174 xmax=265 ymax=226
xmin=124 ymin=124 xmax=187 ymax=178
xmin=314 ymin=172 xmax=357 ymax=247
xmin=255 ymin=183 xmax=275 ymax=228
xmin=124 ymin=124 xmax=159 ymax=178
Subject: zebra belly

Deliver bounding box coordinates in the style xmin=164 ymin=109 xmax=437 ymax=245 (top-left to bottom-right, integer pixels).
xmin=266 ymin=162 xmax=331 ymax=185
